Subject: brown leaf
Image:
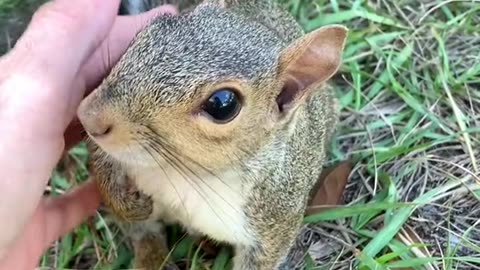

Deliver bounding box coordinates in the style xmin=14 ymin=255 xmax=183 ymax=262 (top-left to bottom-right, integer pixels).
xmin=305 ymin=159 xmax=352 ymax=216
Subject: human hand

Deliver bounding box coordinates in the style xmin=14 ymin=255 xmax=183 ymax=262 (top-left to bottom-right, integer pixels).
xmin=0 ymin=1 xmax=177 ymax=269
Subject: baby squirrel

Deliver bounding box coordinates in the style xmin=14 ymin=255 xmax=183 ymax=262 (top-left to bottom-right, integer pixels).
xmin=77 ymin=0 xmax=347 ymax=269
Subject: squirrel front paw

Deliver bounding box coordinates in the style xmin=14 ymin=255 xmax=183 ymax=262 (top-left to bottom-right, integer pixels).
xmin=99 ymin=174 xmax=154 ymax=222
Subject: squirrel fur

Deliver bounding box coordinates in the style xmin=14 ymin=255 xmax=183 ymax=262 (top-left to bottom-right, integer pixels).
xmin=78 ymin=1 xmax=347 ymax=269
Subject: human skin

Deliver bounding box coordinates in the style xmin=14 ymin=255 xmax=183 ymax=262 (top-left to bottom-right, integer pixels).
xmin=0 ymin=1 xmax=177 ymax=269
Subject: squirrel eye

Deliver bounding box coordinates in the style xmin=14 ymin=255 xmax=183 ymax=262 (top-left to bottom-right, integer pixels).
xmin=202 ymin=88 xmax=241 ymax=123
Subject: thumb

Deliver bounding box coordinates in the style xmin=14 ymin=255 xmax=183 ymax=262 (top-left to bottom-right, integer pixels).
xmin=0 ymin=179 xmax=101 ymax=269
xmin=42 ymin=179 xmax=101 ymax=249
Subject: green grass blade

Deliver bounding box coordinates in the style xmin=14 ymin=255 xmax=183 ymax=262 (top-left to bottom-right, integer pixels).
xmin=212 ymin=247 xmax=231 ymax=270
xmin=344 ymin=31 xmax=405 ymax=59
xmin=362 ymin=179 xmax=467 ymax=258
xmin=304 ymin=202 xmax=411 ymax=223
xmin=367 ymin=43 xmax=413 ymax=99
xmin=305 ymin=9 xmax=407 ymax=32
xmin=356 ymin=249 xmax=388 ymax=270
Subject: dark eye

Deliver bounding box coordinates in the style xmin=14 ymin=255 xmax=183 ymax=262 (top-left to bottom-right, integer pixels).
xmin=202 ymin=88 xmax=242 ymax=123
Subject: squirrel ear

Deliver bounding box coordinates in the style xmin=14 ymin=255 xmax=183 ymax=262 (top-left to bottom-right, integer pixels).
xmin=276 ymin=25 xmax=348 ymax=113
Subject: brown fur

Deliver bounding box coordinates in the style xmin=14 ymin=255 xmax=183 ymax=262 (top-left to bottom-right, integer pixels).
xmin=78 ymin=1 xmax=347 ymax=269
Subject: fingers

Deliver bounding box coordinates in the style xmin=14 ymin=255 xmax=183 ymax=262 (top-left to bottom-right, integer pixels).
xmin=6 ymin=0 xmax=120 ymax=93
xmin=1 ymin=0 xmax=121 ymax=128
xmin=81 ymin=5 xmax=178 ymax=91
xmin=0 ymin=0 xmax=120 ymax=253
xmin=42 ymin=179 xmax=101 ymax=248
xmin=64 ymin=5 xmax=178 ymax=150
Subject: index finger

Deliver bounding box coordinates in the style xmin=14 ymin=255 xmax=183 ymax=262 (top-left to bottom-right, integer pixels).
xmin=64 ymin=5 xmax=178 ymax=150
xmin=1 ymin=0 xmax=121 ymax=136
xmin=81 ymin=5 xmax=178 ymax=91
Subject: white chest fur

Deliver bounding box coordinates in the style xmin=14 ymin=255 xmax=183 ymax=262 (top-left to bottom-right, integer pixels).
xmin=130 ymin=162 xmax=254 ymax=246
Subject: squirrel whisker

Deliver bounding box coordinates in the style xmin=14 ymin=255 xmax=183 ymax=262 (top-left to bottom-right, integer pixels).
xmin=145 ymin=139 xmax=235 ymax=233
xmin=146 ymin=125 xmax=241 ymax=195
xmin=137 ymin=140 xmax=192 ymax=222
xmin=146 ymin=135 xmax=242 ymax=218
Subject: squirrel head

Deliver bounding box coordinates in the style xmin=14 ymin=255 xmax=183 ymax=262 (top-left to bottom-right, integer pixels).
xmin=78 ymin=2 xmax=347 ymax=172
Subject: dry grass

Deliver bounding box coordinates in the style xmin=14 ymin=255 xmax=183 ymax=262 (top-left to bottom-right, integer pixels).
xmin=284 ymin=1 xmax=480 ymax=269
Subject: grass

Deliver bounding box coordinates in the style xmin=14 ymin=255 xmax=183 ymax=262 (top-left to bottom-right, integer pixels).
xmin=2 ymin=0 xmax=480 ymax=269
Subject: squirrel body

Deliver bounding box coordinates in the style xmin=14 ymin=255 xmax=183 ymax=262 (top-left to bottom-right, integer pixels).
xmin=79 ymin=1 xmax=347 ymax=269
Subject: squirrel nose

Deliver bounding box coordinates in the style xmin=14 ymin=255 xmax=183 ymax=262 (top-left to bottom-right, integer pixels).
xmin=80 ymin=114 xmax=114 ymax=139
xmin=77 ymin=101 xmax=114 ymax=139
xmin=88 ymin=122 xmax=113 ymax=138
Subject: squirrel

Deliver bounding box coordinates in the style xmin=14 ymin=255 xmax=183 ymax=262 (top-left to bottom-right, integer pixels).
xmin=77 ymin=0 xmax=347 ymax=269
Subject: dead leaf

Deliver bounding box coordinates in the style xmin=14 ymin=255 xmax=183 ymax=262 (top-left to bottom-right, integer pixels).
xmin=305 ymin=159 xmax=352 ymax=216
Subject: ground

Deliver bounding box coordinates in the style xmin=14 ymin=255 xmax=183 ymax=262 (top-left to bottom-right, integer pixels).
xmin=1 ymin=0 xmax=479 ymax=269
